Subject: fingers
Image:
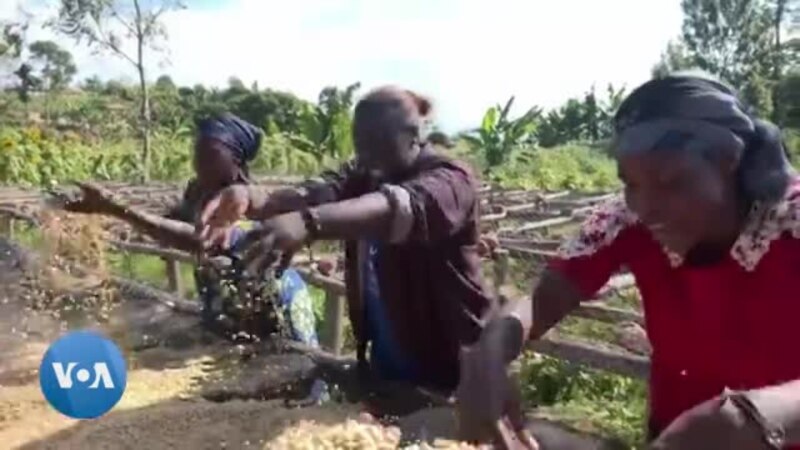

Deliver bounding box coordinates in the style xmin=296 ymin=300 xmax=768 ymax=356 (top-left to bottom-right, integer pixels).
xmin=202 ymin=225 xmax=230 ymax=252
xmin=243 ymin=233 xmax=278 ymax=274
xmin=499 ymin=375 xmax=539 ymax=449
xmin=198 ymin=195 xmax=222 ymax=236
xmin=503 ymin=376 xmax=526 ymax=431
xmin=493 ymin=417 xmax=522 ymax=450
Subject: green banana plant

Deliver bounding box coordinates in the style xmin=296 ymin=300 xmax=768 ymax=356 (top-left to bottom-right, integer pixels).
xmin=462 ymin=96 xmax=541 ymax=178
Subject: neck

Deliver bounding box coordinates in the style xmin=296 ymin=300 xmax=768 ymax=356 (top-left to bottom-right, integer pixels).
xmin=701 ymin=192 xmax=751 ymax=253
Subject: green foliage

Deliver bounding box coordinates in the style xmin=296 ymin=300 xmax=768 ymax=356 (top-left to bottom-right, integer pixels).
xmin=490 ymin=144 xmax=620 ymax=192
xmin=652 ymin=40 xmax=695 ymax=78
xmin=28 ymin=40 xmax=77 ymax=92
xmin=662 ymin=0 xmax=800 ymax=120
xmin=0 ymin=21 xmax=26 ymax=58
xmin=519 ymin=353 xmax=647 ymax=447
xmin=536 ymin=85 xmax=625 ymax=148
xmin=289 ymin=83 xmax=360 ymax=165
xmin=462 ymin=96 xmax=541 ymax=177
xmin=0 ymin=126 xmax=192 ymax=186
xmin=680 ymin=0 xmax=775 ymax=88
xmin=777 ymin=70 xmax=800 ymax=126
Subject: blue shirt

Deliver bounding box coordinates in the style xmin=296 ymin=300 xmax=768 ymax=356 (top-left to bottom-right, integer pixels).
xmin=362 ymin=241 xmax=417 ymax=381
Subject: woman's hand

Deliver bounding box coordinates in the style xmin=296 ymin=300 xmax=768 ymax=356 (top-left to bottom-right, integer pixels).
xmin=456 ymin=337 xmax=538 ymax=450
xmin=60 ymin=182 xmax=120 ymax=215
xmin=649 ymin=394 xmax=771 ymax=450
xmin=236 ymin=212 xmax=309 ymax=274
xmin=198 ymin=184 xmax=251 ymax=249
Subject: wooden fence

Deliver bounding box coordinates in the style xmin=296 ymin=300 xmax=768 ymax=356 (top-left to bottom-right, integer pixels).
xmin=0 ymin=185 xmax=650 ymax=380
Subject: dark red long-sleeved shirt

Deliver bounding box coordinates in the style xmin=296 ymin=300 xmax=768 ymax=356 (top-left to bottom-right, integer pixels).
xmin=550 ymin=178 xmax=800 ymax=444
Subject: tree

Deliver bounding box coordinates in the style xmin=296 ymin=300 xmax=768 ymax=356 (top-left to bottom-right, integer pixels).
xmin=154 ymin=74 xmax=175 ymax=91
xmin=0 ymin=21 xmax=26 ymax=60
xmin=1 ymin=20 xmax=37 ymax=103
xmin=536 ymin=85 xmax=625 ymax=148
xmin=768 ymin=0 xmax=800 ymax=121
xmin=28 ymin=40 xmax=76 ymax=91
xmin=52 ymin=0 xmax=186 ymax=182
xmin=28 ymin=40 xmax=77 ymax=122
xmin=291 ymin=83 xmax=361 ymax=165
xmin=652 ymin=40 xmax=695 ymax=78
xmin=680 ymin=0 xmax=775 ymax=88
xmin=82 ymin=75 xmax=104 ymax=92
xmin=13 ymin=63 xmax=39 ymax=103
xmin=778 ymin=70 xmax=800 ymax=127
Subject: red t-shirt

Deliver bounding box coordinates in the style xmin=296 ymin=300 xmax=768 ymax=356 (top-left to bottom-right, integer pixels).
xmin=549 ymin=178 xmax=800 ymax=439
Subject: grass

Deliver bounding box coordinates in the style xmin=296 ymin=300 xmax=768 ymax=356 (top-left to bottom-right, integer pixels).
xmin=518 ymin=353 xmax=648 ymax=448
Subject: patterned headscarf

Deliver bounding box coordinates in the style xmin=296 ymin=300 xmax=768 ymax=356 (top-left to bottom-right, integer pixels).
xmin=197 ymin=113 xmax=263 ymax=167
xmin=613 ymin=74 xmax=794 ymax=205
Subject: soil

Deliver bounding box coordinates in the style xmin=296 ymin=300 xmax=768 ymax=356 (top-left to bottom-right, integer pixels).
xmin=0 ymin=236 xmax=622 ymax=449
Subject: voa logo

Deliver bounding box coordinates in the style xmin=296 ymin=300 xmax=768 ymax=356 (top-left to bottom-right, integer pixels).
xmin=52 ymin=362 xmax=115 ymax=389
xmin=39 ymin=330 xmax=127 ymax=419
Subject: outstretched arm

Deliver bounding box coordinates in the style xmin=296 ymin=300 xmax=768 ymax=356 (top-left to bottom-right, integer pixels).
xmin=61 ymin=182 xmax=202 ymax=253
xmin=312 ymin=191 xmax=396 ymax=241
xmin=109 ymin=204 xmax=201 ymax=253
xmin=484 ymin=269 xmax=587 ymax=365
xmin=247 ymin=160 xmax=364 ymax=220
xmin=456 ymin=197 xmax=636 ymax=446
xmin=309 ymin=159 xmax=480 ymax=245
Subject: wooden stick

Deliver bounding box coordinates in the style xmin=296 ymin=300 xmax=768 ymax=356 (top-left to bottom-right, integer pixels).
xmin=165 ymin=258 xmax=183 ymax=296
xmin=323 ymin=290 xmax=346 ymax=356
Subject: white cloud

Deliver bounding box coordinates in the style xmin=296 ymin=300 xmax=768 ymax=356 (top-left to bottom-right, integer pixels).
xmin=2 ymin=0 xmax=683 ymax=132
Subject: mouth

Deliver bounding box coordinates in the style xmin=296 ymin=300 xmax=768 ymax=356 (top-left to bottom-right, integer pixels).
xmin=646 ymin=223 xmax=689 ymax=252
xmin=647 ymin=223 xmax=674 ymax=243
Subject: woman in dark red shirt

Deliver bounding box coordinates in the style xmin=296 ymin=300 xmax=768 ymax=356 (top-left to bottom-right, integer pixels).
xmin=198 ymin=87 xmax=494 ymax=405
xmin=457 ymin=75 xmax=800 ymax=449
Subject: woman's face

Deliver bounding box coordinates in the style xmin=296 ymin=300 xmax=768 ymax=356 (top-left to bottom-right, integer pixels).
xmin=618 ymin=149 xmax=736 ymax=255
xmin=193 ymin=137 xmax=239 ymax=189
xmin=352 ymin=113 xmax=418 ymax=180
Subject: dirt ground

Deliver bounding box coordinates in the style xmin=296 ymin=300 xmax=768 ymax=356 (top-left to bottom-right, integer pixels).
xmin=0 ymin=236 xmax=623 ymax=450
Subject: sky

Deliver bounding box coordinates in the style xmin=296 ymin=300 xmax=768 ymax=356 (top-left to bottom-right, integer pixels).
xmin=1 ymin=0 xmax=684 ymax=132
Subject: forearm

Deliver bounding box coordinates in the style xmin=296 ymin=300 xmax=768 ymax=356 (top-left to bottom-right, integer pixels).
xmin=482 ymin=269 xmax=584 ymax=364
xmin=748 ymin=379 xmax=800 ymax=445
xmin=313 ymin=192 xmax=393 ymax=241
xmin=109 ymin=205 xmax=201 ymax=253
xmin=248 ymin=186 xmax=322 ymax=220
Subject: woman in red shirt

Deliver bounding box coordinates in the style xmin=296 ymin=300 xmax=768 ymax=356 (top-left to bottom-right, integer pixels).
xmin=457 ymin=74 xmax=800 ymax=449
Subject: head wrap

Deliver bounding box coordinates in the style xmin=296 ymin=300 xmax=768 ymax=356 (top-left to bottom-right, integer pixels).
xmin=613 ymin=74 xmax=794 ymax=204
xmin=197 ymin=113 xmax=263 ymax=166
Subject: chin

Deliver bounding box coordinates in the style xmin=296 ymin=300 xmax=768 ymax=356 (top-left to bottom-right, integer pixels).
xmin=654 ymin=237 xmax=691 ymax=257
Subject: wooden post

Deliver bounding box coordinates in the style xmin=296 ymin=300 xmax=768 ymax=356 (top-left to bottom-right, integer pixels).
xmin=124 ymin=252 xmax=134 ymax=278
xmin=493 ymin=249 xmax=510 ymax=298
xmin=0 ymin=216 xmax=11 ymax=238
xmin=323 ymin=289 xmax=345 ymax=355
xmin=165 ymin=258 xmax=183 ymax=296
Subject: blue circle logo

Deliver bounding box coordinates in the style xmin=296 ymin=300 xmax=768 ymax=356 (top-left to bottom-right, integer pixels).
xmin=39 ymin=330 xmax=127 ymax=419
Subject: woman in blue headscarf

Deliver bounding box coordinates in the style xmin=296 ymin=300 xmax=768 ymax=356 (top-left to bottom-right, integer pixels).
xmin=63 ymin=113 xmax=320 ymax=347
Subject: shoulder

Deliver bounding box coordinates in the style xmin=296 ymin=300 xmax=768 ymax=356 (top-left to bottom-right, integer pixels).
xmin=557 ymin=195 xmax=643 ymax=259
xmin=410 ymin=152 xmax=478 ymax=187
xmin=731 ymin=176 xmax=800 ymax=270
